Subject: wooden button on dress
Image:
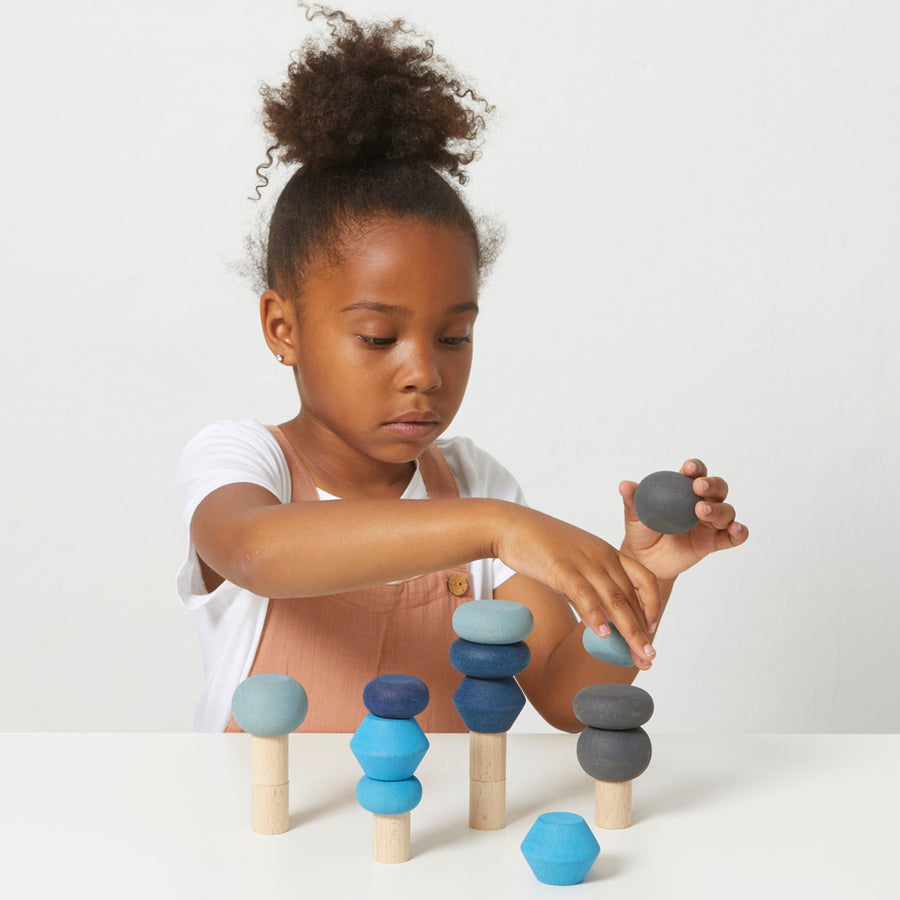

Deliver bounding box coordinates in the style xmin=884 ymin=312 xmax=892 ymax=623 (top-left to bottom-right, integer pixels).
xmin=448 ymin=573 xmax=469 ymax=596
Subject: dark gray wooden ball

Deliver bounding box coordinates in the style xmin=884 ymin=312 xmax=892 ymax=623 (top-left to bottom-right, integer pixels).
xmin=573 ymin=684 xmax=654 ymax=731
xmin=576 ymin=726 xmax=652 ymax=782
xmin=633 ymin=470 xmax=699 ymax=534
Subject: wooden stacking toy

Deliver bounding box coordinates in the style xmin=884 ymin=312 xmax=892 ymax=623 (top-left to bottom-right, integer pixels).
xmin=230 ymin=673 xmax=308 ymax=835
xmin=351 ymin=675 xmax=430 ymax=864
xmin=633 ymin=469 xmax=699 ymax=534
xmin=520 ymin=811 xmax=600 ymax=886
xmin=450 ymin=599 xmax=534 ymax=830
xmin=574 ymin=683 xmax=654 ymax=829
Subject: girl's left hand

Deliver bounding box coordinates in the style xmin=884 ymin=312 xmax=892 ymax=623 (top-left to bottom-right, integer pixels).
xmin=619 ymin=459 xmax=748 ymax=583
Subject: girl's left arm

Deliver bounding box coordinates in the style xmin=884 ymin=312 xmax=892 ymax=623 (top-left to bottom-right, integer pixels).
xmin=495 ymin=458 xmax=747 ymax=732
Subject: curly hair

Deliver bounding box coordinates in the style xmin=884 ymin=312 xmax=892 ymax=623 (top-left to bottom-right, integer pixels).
xmin=254 ymin=4 xmax=498 ymax=301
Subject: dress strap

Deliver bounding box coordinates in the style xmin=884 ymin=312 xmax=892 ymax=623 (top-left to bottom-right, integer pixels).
xmin=265 ymin=425 xmax=319 ymax=503
xmin=417 ymin=443 xmax=461 ymax=500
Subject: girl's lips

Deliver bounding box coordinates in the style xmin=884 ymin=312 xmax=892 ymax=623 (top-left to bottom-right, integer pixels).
xmin=382 ymin=421 xmax=439 ymax=438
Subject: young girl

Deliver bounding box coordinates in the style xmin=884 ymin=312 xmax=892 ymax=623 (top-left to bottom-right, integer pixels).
xmin=176 ymin=5 xmax=747 ymax=734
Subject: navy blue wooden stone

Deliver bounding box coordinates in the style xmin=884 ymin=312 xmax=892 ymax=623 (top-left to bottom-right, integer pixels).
xmin=633 ymin=470 xmax=699 ymax=535
xmin=576 ymin=726 xmax=652 ymax=782
xmin=452 ymin=676 xmax=526 ymax=733
xmin=449 ymin=638 xmax=531 ymax=679
xmin=573 ymin=684 xmax=654 ymax=730
xmin=363 ymin=674 xmax=430 ymax=719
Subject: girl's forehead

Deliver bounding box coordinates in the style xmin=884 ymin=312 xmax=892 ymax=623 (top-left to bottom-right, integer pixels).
xmin=305 ymin=218 xmax=479 ymax=302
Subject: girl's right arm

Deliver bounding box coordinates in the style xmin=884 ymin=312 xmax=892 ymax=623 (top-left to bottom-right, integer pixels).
xmin=190 ymin=483 xmax=659 ymax=670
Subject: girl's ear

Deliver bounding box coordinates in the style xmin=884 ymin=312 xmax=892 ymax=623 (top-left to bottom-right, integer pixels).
xmin=260 ymin=289 xmax=300 ymax=365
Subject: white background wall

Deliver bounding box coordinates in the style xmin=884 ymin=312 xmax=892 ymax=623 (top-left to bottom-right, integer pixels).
xmin=2 ymin=0 xmax=897 ymax=733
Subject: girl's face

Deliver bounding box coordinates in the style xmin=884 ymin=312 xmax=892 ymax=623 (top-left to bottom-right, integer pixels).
xmin=274 ymin=218 xmax=479 ymax=486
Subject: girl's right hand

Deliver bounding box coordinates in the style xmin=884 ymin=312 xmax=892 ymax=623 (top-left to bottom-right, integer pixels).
xmin=493 ymin=504 xmax=660 ymax=669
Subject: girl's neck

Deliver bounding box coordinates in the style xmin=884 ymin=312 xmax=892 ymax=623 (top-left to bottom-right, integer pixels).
xmin=279 ymin=414 xmax=417 ymax=500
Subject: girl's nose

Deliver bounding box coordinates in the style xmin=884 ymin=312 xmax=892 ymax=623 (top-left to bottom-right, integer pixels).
xmin=398 ymin=345 xmax=442 ymax=393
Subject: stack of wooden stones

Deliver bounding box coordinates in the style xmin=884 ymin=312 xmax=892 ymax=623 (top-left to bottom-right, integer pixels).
xmin=350 ymin=674 xmax=430 ymax=864
xmin=574 ymin=682 xmax=654 ymax=829
xmin=450 ymin=599 xmax=534 ymax=830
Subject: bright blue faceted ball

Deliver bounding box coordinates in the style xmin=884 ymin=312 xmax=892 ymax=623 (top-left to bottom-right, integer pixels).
xmin=521 ymin=811 xmax=600 ymax=885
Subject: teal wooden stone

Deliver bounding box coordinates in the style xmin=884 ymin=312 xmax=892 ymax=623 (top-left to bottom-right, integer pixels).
xmin=350 ymin=714 xmax=429 ymax=781
xmin=231 ymin=673 xmax=308 ymax=737
xmin=449 ymin=638 xmax=531 ymax=679
xmin=573 ymin=684 xmax=654 ymax=730
xmin=452 ymin=599 xmax=534 ymax=645
xmin=582 ymin=623 xmax=635 ymax=667
xmin=356 ymin=775 xmax=423 ymax=815
xmin=633 ymin=470 xmax=699 ymax=534
xmin=520 ymin=812 xmax=600 ymax=886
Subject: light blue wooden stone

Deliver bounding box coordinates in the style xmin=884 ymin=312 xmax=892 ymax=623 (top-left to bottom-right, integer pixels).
xmin=582 ymin=623 xmax=635 ymax=667
xmin=521 ymin=811 xmax=600 ymax=886
xmin=356 ymin=775 xmax=423 ymax=815
xmin=350 ymin=714 xmax=429 ymax=781
xmin=452 ymin=599 xmax=534 ymax=645
xmin=230 ymin=673 xmax=308 ymax=737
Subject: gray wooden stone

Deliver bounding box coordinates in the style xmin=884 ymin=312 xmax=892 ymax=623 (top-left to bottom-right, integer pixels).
xmin=576 ymin=727 xmax=652 ymax=783
xmin=573 ymin=684 xmax=654 ymax=730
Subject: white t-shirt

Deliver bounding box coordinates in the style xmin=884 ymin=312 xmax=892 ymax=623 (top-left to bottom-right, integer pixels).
xmin=175 ymin=419 xmax=526 ymax=732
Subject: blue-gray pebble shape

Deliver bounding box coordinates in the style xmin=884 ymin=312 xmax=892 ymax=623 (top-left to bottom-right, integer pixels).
xmin=452 ymin=599 xmax=534 ymax=644
xmin=573 ymin=684 xmax=654 ymax=730
xmin=363 ymin=674 xmax=429 ymax=719
xmin=449 ymin=638 xmax=531 ymax=678
xmin=576 ymin=727 xmax=652 ymax=782
xmin=633 ymin=470 xmax=699 ymax=535
xmin=582 ymin=624 xmax=635 ymax=667
xmin=231 ymin=673 xmax=308 ymax=737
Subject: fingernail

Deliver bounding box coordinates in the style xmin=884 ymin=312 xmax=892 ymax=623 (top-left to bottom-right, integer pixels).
xmin=701 ymin=503 xmax=712 ymax=516
xmin=597 ymin=624 xmax=611 ymax=637
xmin=644 ymin=644 xmax=656 ymax=659
xmin=698 ymin=479 xmax=709 ymax=493
xmin=648 ymin=620 xmax=658 ymax=634
xmin=735 ymin=522 xmax=743 ymax=533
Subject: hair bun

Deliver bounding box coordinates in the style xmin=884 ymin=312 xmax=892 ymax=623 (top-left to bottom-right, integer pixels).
xmin=259 ymin=5 xmax=491 ymax=183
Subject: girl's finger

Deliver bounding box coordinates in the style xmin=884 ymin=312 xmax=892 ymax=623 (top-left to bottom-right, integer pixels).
xmin=620 ymin=554 xmax=662 ymax=634
xmin=692 ymin=475 xmax=729 ymax=502
xmin=695 ymin=500 xmax=736 ymax=530
xmin=682 ymin=458 xmax=707 ymax=478
xmin=593 ymin=570 xmax=656 ymax=670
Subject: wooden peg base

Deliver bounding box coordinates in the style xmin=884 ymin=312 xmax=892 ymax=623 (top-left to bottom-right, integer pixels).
xmin=469 ymin=731 xmax=507 ymax=830
xmin=595 ymin=779 xmax=632 ymax=829
xmin=373 ymin=812 xmax=411 ymax=863
xmin=251 ymin=734 xmax=290 ymax=835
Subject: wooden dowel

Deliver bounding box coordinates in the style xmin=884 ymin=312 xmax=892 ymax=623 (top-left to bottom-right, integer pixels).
xmin=469 ymin=731 xmax=506 ymax=830
xmin=251 ymin=734 xmax=289 ymax=835
xmin=373 ymin=812 xmax=411 ymax=864
xmin=594 ymin=779 xmax=632 ymax=830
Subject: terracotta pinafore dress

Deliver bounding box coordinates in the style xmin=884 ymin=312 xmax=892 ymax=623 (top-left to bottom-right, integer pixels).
xmin=225 ymin=425 xmax=474 ymax=734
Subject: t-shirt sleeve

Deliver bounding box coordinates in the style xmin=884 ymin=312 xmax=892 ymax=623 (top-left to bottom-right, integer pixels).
xmin=175 ymin=420 xmax=290 ymax=533
xmin=437 ymin=436 xmax=528 ymax=591
xmin=175 ymin=420 xmax=289 ymax=610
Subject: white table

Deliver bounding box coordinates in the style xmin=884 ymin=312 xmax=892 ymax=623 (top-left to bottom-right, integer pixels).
xmin=3 ymin=733 xmax=897 ymax=898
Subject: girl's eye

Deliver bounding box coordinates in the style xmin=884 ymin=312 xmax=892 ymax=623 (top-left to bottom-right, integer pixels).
xmin=358 ymin=335 xmax=396 ymax=347
xmin=441 ymin=336 xmax=472 ymax=346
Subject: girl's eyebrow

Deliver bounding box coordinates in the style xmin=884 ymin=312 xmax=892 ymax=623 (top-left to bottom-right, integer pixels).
xmin=341 ymin=301 xmax=479 ymax=316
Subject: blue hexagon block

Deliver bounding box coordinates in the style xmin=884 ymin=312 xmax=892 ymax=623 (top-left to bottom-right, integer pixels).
xmin=452 ymin=599 xmax=534 ymax=645
xmin=582 ymin=623 xmax=635 ymax=667
xmin=231 ymin=673 xmax=308 ymax=736
xmin=363 ymin=674 xmax=430 ymax=719
xmin=356 ymin=775 xmax=423 ymax=815
xmin=449 ymin=638 xmax=531 ymax=679
xmin=452 ymin=676 xmax=526 ymax=733
xmin=521 ymin=811 xmax=600 ymax=886
xmin=350 ymin=714 xmax=429 ymax=781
